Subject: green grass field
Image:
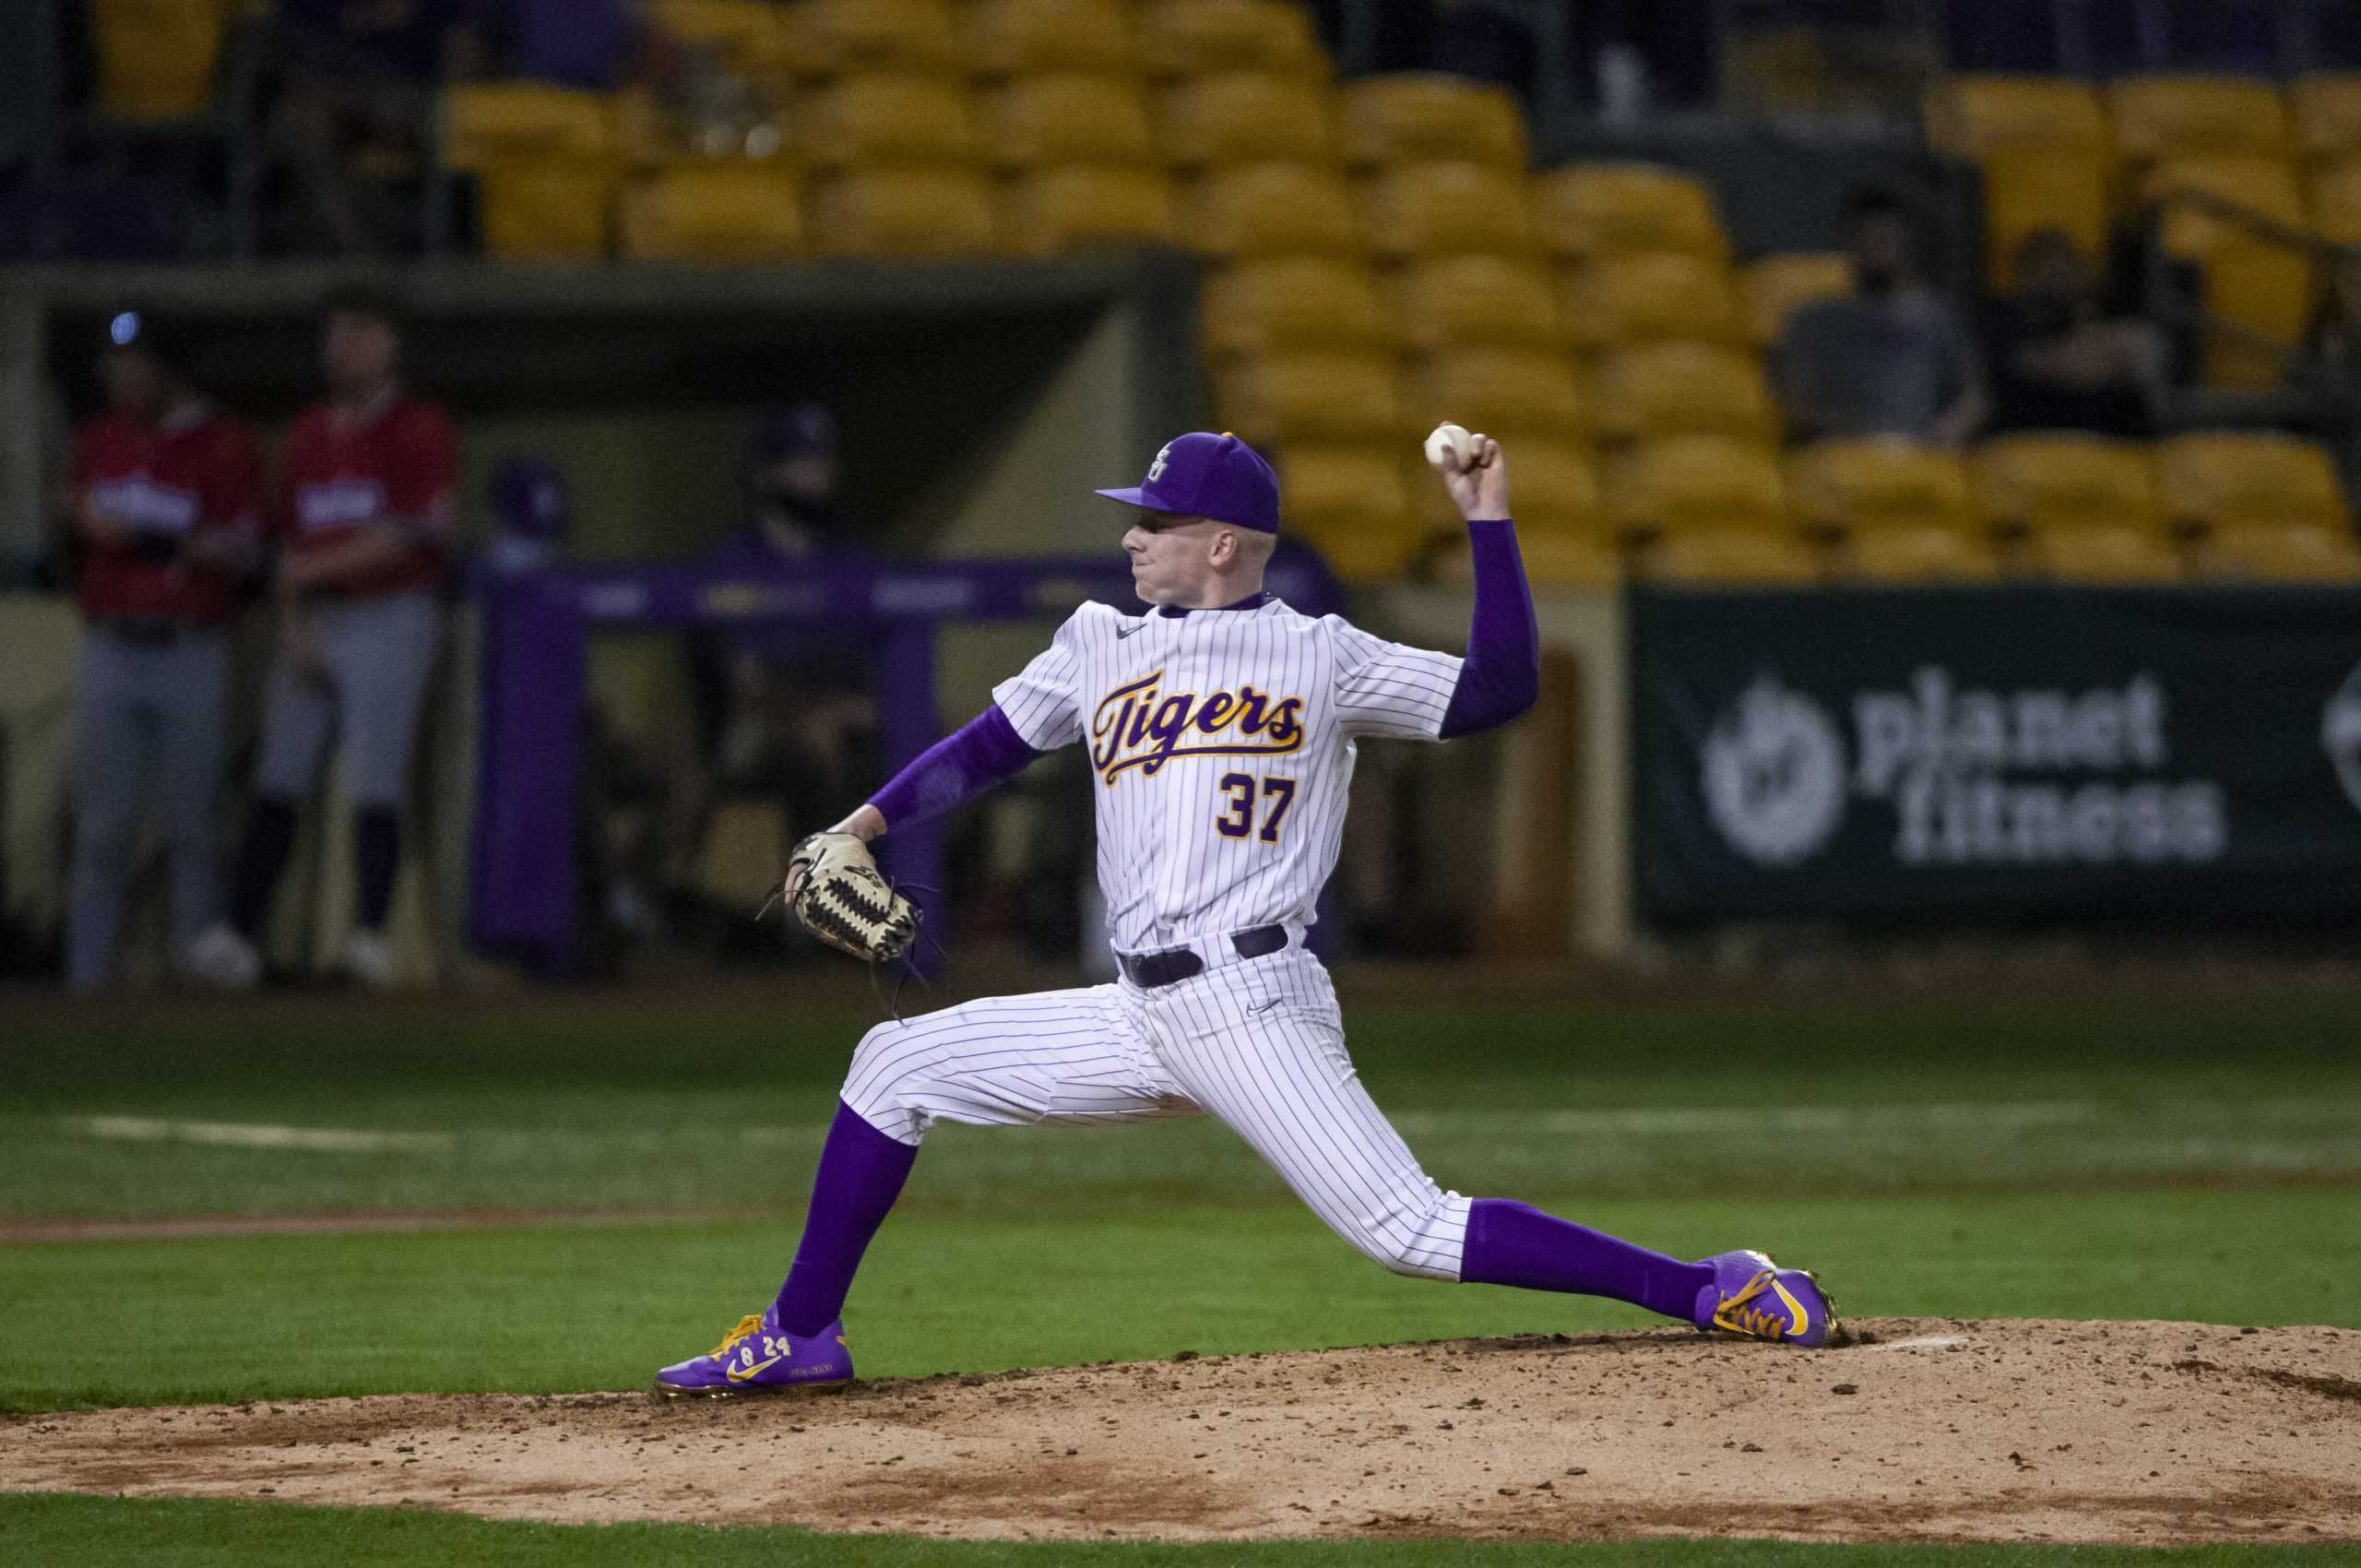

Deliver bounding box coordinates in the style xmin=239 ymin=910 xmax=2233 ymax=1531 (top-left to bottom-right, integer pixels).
xmin=6 ymin=981 xmax=2358 ymax=1563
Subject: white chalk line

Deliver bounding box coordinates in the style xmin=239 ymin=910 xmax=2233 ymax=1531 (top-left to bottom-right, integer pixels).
xmin=69 ymin=1116 xmax=456 ymax=1154
xmin=55 ymin=1100 xmax=2361 ymax=1159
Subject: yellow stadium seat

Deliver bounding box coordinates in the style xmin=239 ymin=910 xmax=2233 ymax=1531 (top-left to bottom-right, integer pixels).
xmin=1841 ymin=525 xmax=1999 ymax=583
xmin=1216 ymin=350 xmax=1407 ymax=445
xmin=794 ymin=0 xmax=963 ymax=75
xmin=1740 ymin=253 xmax=1852 ymax=346
xmin=802 ymin=74 xmax=977 ymax=169
xmin=1980 ymin=147 xmax=2116 ymax=287
xmin=1606 ymin=436 xmax=1790 ymax=537
xmin=1201 ymin=256 xmax=1392 ymax=357
xmin=1335 ymin=74 xmax=1527 ymax=170
xmin=960 ymin=0 xmax=1137 ymax=76
xmin=1532 ymin=163 xmax=1727 ymax=264
xmin=2143 ymin=158 xmax=2312 ymax=386
xmin=1971 ymin=434 xmax=2164 ymax=539
xmin=809 ymin=164 xmax=996 ymax=254
xmin=1278 ymin=445 xmax=1426 ymax=580
xmin=445 ymin=86 xmax=621 ymax=257
xmin=1493 ymin=437 xmax=1600 ymax=533
xmin=92 ymin=0 xmax=230 ymax=119
xmin=1929 ymin=75 xmax=2108 ymax=159
xmin=2293 ymin=73 xmax=2361 ymax=162
xmin=1641 ymin=527 xmax=1819 ymax=585
xmin=471 ymin=162 xmax=617 ymax=257
xmin=1137 ymin=0 xmax=1326 ymax=79
xmin=1183 ymin=161 xmax=1361 ymax=256
xmin=2309 ymin=156 xmax=2361 ymax=246
xmin=2191 ymin=521 xmax=2361 ymax=581
xmin=1416 ymin=348 xmax=1588 ymax=441
xmin=979 ymin=74 xmax=1154 ymax=169
xmin=2156 ymin=433 xmax=2351 ymax=535
xmin=446 ymin=85 xmax=618 ymax=167
xmin=1155 ymin=71 xmax=1335 ymax=168
xmin=656 ymin=0 xmax=793 ymax=68
xmin=1281 ymin=443 xmax=1410 ymax=520
xmin=1358 ymin=161 xmax=1536 ymax=258
xmin=1928 ymin=72 xmax=2114 ymax=283
xmin=2030 ymin=523 xmax=2183 ymax=582
xmin=1788 ymin=439 xmax=1975 ymax=537
xmin=1570 ymin=252 xmax=1747 ymax=347
xmin=999 ymin=163 xmax=1177 ymax=253
xmin=1594 ymin=342 xmax=1777 ymax=445
xmin=2109 ymin=74 xmax=2293 ymax=170
xmin=620 ymin=161 xmax=801 ymax=258
xmin=1386 ymin=255 xmax=1561 ymax=350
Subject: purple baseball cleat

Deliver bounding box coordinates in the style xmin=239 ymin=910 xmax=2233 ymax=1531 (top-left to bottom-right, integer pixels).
xmin=1693 ymin=1249 xmax=1839 ymax=1348
xmin=653 ymin=1306 xmax=853 ymax=1397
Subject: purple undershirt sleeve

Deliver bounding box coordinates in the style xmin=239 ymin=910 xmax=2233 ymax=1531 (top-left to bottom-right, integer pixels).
xmin=864 ymin=703 xmax=1042 ymax=830
xmin=1438 ymin=517 xmax=1540 ymax=740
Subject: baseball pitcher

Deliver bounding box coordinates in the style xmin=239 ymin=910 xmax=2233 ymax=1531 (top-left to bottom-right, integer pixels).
xmin=656 ymin=433 xmax=1836 ymax=1396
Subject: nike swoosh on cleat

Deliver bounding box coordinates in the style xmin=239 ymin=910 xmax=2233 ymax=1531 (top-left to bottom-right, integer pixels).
xmin=1768 ymin=1277 xmax=1809 ymax=1337
xmin=725 ymin=1355 xmax=785 ymax=1382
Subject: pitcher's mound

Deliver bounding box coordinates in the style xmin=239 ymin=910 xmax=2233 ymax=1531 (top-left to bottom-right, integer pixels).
xmin=8 ymin=1318 xmax=2358 ymax=1544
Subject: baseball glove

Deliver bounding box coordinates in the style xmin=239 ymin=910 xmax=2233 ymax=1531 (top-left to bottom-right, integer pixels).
xmin=782 ymin=832 xmax=920 ymax=964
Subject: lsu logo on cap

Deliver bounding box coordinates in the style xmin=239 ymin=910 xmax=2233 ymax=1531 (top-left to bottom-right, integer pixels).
xmin=1146 ymin=444 xmax=1170 ymax=483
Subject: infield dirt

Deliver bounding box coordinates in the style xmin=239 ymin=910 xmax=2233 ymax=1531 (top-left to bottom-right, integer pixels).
xmin=8 ymin=1318 xmax=2357 ymax=1546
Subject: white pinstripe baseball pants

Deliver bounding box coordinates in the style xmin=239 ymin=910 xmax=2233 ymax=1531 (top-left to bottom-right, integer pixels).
xmin=842 ymin=946 xmax=1472 ymax=1280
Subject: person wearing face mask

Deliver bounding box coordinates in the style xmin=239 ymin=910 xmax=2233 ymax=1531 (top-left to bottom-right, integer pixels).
xmin=679 ymin=405 xmax=877 ymax=929
xmin=1775 ymin=184 xmax=1989 ymax=447
xmin=1984 ymin=228 xmax=2172 ymax=437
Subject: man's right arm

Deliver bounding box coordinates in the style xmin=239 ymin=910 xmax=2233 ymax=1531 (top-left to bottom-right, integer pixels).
xmin=825 ymin=609 xmax=1090 ymax=839
xmin=835 ymin=705 xmax=1043 ymax=841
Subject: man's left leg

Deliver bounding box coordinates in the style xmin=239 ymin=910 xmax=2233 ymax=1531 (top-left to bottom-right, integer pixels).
xmin=1146 ymin=950 xmax=1836 ymax=1346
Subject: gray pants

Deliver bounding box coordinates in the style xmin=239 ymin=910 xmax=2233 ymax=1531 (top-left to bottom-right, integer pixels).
xmin=255 ymin=590 xmax=442 ymax=809
xmin=69 ymin=624 xmax=230 ymax=992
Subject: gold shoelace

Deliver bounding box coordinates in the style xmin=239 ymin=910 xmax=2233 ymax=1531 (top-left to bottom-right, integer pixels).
xmin=706 ymin=1313 xmax=765 ymax=1360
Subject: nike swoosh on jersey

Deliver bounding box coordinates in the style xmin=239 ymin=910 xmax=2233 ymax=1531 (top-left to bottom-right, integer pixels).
xmin=1116 ymin=623 xmax=1145 ymax=639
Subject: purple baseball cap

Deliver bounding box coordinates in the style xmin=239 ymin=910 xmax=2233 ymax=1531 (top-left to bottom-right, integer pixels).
xmin=1095 ymin=432 xmax=1279 ymax=534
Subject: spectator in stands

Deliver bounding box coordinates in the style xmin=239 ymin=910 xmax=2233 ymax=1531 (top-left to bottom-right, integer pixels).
xmin=683 ymin=404 xmax=877 ymax=899
xmin=1984 ymin=227 xmax=2172 ymax=437
xmin=1776 ymin=184 xmax=1988 ymax=446
xmin=60 ymin=311 xmax=261 ymax=993
xmin=267 ymin=0 xmax=484 ymax=252
xmin=189 ymin=287 xmax=458 ymax=991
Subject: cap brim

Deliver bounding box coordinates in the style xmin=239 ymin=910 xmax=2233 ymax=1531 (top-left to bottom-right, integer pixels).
xmin=1094 ymin=487 xmax=1179 ymax=512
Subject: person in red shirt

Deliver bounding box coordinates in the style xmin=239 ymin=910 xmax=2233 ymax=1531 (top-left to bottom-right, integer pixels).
xmin=63 ymin=311 xmax=262 ymax=993
xmin=188 ymin=287 xmax=457 ymax=990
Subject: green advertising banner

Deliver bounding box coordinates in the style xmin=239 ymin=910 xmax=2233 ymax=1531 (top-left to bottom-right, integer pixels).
xmin=1630 ymin=585 xmax=2361 ymax=925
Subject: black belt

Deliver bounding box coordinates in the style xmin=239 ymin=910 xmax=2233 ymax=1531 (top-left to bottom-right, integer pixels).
xmin=1118 ymin=924 xmax=1289 ymax=989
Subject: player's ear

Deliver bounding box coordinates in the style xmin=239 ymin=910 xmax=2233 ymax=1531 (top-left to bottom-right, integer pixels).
xmin=1208 ymin=527 xmax=1237 ymax=566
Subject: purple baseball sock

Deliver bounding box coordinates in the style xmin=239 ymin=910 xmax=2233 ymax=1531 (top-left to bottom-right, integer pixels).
xmin=1459 ymin=1198 xmax=1712 ymax=1322
xmin=773 ymin=1100 xmax=918 ymax=1336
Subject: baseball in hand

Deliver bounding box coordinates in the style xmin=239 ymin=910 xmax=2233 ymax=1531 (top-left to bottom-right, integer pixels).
xmin=1424 ymin=422 xmax=1474 ymax=469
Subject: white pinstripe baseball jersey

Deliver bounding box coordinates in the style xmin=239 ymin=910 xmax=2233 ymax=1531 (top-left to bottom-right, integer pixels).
xmin=992 ymin=597 xmax=1464 ymax=954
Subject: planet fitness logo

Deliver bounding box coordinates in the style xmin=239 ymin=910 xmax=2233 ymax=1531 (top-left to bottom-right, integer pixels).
xmin=1701 ymin=675 xmax=1848 ymax=865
